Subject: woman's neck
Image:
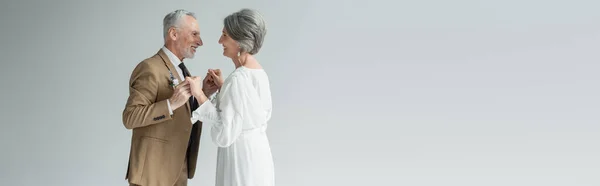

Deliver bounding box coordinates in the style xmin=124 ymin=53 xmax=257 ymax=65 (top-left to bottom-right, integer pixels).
xmin=233 ymin=53 xmax=253 ymax=68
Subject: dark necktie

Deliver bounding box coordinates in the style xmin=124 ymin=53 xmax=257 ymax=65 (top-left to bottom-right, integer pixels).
xmin=178 ymin=62 xmax=199 ymax=113
xmin=179 ymin=62 xmax=201 ymax=168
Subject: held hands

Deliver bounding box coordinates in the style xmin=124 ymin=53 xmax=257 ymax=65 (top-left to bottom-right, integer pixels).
xmin=168 ymin=76 xmax=207 ymax=110
xmin=202 ymin=71 xmax=219 ymax=96
xmin=169 ymin=68 xmax=223 ymax=109
xmin=186 ymin=76 xmax=209 ymax=104
xmin=202 ymin=68 xmax=223 ymax=95
xmin=208 ymin=69 xmax=224 ymax=88
xmin=195 ymin=68 xmax=223 ymax=103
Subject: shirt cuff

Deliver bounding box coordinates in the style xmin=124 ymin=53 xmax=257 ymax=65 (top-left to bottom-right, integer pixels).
xmin=194 ymin=99 xmax=218 ymax=123
xmin=167 ymin=99 xmax=173 ymax=116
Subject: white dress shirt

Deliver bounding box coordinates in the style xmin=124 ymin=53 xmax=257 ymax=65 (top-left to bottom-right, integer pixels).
xmin=162 ymin=46 xmax=184 ymax=116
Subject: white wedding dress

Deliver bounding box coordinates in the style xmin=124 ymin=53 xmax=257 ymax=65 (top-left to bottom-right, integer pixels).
xmin=192 ymin=66 xmax=274 ymax=186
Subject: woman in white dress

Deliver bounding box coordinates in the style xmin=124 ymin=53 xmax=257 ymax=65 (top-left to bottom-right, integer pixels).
xmin=187 ymin=9 xmax=275 ymax=186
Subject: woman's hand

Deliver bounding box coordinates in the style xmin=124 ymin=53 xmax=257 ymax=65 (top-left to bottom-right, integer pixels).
xmin=186 ymin=76 xmax=209 ymax=104
xmin=208 ymin=69 xmax=224 ymax=88
xmin=202 ymin=72 xmax=219 ymax=96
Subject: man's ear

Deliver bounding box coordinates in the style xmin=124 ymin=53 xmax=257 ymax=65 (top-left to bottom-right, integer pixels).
xmin=168 ymin=27 xmax=178 ymax=40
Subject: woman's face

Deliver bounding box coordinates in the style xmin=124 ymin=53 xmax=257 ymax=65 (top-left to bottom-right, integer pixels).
xmin=218 ymin=28 xmax=240 ymax=58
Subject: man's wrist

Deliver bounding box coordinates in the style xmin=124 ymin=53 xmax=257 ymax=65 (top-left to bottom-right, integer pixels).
xmin=168 ymin=98 xmax=179 ymax=110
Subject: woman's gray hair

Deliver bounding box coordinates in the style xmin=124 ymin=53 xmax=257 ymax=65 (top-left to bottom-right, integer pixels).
xmin=224 ymin=9 xmax=267 ymax=55
xmin=163 ymin=9 xmax=196 ymax=39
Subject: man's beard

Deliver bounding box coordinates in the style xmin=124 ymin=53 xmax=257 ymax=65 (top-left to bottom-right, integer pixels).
xmin=178 ymin=42 xmax=195 ymax=59
xmin=183 ymin=47 xmax=195 ymax=59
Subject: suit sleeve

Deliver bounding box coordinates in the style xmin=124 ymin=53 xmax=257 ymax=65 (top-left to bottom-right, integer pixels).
xmin=122 ymin=62 xmax=172 ymax=129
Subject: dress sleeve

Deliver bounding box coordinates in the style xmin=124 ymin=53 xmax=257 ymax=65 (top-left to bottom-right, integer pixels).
xmin=192 ymin=75 xmax=265 ymax=147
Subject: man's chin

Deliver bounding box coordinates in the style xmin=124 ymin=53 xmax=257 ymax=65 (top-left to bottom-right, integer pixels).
xmin=184 ymin=53 xmax=195 ymax=59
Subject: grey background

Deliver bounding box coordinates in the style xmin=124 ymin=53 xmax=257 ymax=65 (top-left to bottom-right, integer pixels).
xmin=1 ymin=0 xmax=599 ymax=185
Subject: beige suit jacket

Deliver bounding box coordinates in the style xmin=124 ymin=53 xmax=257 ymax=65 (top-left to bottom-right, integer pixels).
xmin=122 ymin=49 xmax=203 ymax=186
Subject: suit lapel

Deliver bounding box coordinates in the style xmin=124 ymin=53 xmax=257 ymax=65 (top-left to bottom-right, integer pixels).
xmin=157 ymin=49 xmax=191 ymax=114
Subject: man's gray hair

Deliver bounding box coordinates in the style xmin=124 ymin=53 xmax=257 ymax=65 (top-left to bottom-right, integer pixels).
xmin=224 ymin=9 xmax=267 ymax=55
xmin=163 ymin=9 xmax=196 ymax=39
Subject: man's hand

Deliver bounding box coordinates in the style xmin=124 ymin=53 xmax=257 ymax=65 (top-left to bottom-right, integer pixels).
xmin=168 ymin=80 xmax=191 ymax=110
xmin=208 ymin=69 xmax=224 ymax=88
